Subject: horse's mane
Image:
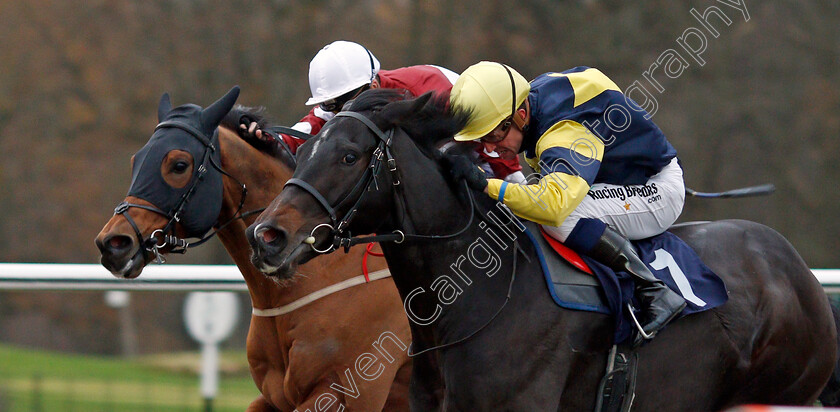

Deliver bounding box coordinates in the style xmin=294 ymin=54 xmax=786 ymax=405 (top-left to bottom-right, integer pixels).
xmin=349 ymin=89 xmax=473 ymax=158
xmin=345 ymin=89 xmax=409 ymax=113
xmin=351 ymin=89 xmax=493 ymax=211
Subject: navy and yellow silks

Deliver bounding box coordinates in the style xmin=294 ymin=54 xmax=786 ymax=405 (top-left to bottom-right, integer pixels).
xmin=487 ymin=67 xmax=677 ymax=226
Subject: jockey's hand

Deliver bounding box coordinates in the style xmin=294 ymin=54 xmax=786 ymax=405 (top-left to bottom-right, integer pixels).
xmin=443 ymin=155 xmax=488 ymax=193
xmin=238 ymin=115 xmax=269 ymax=142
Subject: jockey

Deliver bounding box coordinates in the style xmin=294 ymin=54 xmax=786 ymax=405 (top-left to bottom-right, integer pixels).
xmin=242 ymin=40 xmax=457 ymax=152
xmin=240 ymin=41 xmax=524 ymax=182
xmin=448 ymin=61 xmax=687 ymax=341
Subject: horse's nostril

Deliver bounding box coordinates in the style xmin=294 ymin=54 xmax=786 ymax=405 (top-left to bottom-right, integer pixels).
xmin=261 ymin=227 xmax=280 ymax=244
xmin=253 ymin=224 xmax=288 ymax=250
xmin=109 ymin=236 xmax=130 ymax=250
xmin=102 ymin=235 xmax=133 ymax=253
xmin=249 ymin=223 xmax=288 ymax=255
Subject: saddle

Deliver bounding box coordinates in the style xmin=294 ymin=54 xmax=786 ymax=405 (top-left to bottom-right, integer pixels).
xmin=528 ymin=223 xmax=611 ymax=313
xmin=520 ymin=221 xmax=728 ymax=343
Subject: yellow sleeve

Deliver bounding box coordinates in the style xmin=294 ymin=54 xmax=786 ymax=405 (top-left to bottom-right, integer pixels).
xmin=487 ymin=120 xmax=604 ymax=226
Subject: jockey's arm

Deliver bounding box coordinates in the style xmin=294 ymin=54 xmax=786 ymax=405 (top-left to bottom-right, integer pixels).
xmin=485 ymin=120 xmax=604 ymax=226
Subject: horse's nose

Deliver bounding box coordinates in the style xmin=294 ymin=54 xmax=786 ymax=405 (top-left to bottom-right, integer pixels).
xmin=96 ymin=234 xmax=135 ymax=258
xmin=247 ymin=222 xmax=288 ymax=260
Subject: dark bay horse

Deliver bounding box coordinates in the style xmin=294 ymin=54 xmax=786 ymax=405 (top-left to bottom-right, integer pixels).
xmin=246 ymin=89 xmax=837 ymax=411
xmin=95 ymin=87 xmax=413 ymax=411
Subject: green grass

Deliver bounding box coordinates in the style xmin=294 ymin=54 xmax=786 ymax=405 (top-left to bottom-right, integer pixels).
xmin=0 ymin=344 xmax=260 ymax=412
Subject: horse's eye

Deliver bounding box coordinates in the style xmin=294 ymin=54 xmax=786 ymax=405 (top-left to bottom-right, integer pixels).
xmin=342 ymin=153 xmax=358 ymax=165
xmin=173 ymin=161 xmax=190 ymax=173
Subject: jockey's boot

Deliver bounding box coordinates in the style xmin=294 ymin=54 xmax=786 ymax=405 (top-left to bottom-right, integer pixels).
xmin=588 ymin=226 xmax=686 ymax=340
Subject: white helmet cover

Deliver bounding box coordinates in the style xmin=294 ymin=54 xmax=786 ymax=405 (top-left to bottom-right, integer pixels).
xmin=306 ymin=41 xmax=381 ymax=105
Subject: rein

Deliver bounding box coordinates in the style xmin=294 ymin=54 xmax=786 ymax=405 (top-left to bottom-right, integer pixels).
xmin=284 ymin=108 xmax=519 ymax=356
xmin=260 ymin=125 xmax=312 ymax=168
xmin=114 ymin=121 xmax=257 ymax=263
xmin=286 ymin=110 xmax=476 ymax=254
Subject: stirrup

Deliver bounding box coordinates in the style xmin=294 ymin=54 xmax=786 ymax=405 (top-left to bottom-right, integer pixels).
xmin=626 ymin=303 xmax=655 ymax=340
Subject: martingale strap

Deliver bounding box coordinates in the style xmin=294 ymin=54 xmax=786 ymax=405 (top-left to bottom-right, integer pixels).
xmin=252 ymin=269 xmax=392 ymax=317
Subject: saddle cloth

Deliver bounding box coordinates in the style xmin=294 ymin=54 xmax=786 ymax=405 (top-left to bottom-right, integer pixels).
xmin=519 ymin=221 xmax=728 ymax=344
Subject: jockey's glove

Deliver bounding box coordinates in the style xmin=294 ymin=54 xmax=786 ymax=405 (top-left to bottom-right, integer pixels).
xmin=238 ymin=114 xmax=269 ymax=142
xmin=444 ymin=154 xmax=488 ymax=192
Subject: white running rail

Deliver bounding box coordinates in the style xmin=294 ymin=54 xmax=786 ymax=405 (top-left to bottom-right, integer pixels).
xmin=0 ymin=264 xmax=838 ymax=293
xmin=0 ymin=263 xmax=247 ymax=291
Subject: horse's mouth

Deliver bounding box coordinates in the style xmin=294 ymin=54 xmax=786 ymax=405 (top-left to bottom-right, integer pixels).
xmin=101 ymin=247 xmax=149 ymax=279
xmin=254 ymin=242 xmax=315 ymax=280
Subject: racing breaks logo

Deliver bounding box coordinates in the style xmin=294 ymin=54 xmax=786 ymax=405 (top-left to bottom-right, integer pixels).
xmin=587 ymin=183 xmax=661 ymax=210
xmin=587 ymin=183 xmax=660 ymax=201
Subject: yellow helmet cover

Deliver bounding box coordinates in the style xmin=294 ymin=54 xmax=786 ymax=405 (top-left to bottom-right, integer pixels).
xmin=450 ymin=61 xmax=530 ymax=141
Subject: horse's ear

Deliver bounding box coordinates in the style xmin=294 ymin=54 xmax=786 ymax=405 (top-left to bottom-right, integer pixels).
xmin=201 ymin=86 xmax=240 ymax=133
xmin=157 ymin=93 xmax=172 ymax=122
xmin=379 ymin=91 xmax=434 ymax=128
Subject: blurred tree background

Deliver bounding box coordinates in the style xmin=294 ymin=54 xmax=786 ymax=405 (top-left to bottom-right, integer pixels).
xmin=0 ymin=0 xmax=837 ymax=354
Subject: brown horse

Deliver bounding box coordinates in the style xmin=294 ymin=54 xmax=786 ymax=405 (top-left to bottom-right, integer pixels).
xmin=94 ymin=87 xmax=412 ymax=411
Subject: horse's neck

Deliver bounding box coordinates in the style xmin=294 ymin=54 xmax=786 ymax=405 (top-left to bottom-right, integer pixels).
xmin=379 ymin=145 xmax=521 ymax=344
xmin=215 ymin=128 xmax=377 ymax=309
xmin=382 ymin=221 xmax=522 ymax=347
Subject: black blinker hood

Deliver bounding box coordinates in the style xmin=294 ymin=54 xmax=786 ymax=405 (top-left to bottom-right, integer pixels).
xmin=126 ymin=87 xmax=240 ymax=238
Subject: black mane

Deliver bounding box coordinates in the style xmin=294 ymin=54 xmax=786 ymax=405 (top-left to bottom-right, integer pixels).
xmin=349 ymin=89 xmax=473 ymax=155
xmin=345 ymin=89 xmax=410 ymax=113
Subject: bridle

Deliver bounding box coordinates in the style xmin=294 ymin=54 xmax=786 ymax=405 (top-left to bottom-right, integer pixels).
xmin=284 ymin=108 xmax=525 ymax=356
xmin=114 ymin=121 xmax=253 ymax=263
xmin=284 ymin=110 xmax=476 ymax=254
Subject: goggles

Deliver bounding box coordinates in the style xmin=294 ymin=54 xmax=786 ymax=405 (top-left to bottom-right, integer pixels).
xmin=319 ymin=84 xmax=370 ymax=113
xmin=480 ymin=116 xmax=514 ymax=144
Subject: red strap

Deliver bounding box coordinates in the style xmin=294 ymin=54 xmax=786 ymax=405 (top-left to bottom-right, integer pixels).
xmin=365 ymin=243 xmax=385 ymax=257
xmin=362 ymin=243 xmax=385 ymax=282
